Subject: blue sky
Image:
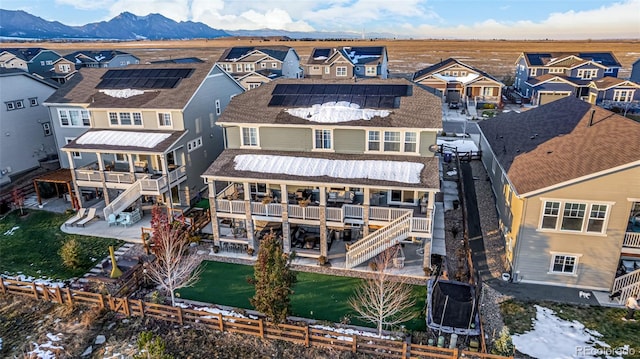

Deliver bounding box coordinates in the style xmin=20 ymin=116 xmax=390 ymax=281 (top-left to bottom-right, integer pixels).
xmin=3 ymin=0 xmax=639 ymax=39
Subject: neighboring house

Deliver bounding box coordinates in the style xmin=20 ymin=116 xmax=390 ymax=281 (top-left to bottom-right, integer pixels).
xmin=49 ymin=57 xmax=77 ymax=84
xmin=0 ymin=69 xmax=59 ymax=185
xmin=216 ymin=46 xmax=302 ymax=90
xmin=202 ymin=78 xmax=442 ymax=271
xmin=0 ymin=48 xmax=65 ymax=82
xmin=64 ymin=50 xmax=140 ymax=69
xmin=306 ymin=46 xmax=388 ymax=79
xmin=630 ymin=58 xmax=640 ymax=83
xmin=412 ymin=58 xmax=504 ymax=107
xmin=150 ymin=57 xmax=205 ymax=64
xmin=514 ymin=52 xmax=622 ymax=105
xmin=0 ymin=51 xmax=28 ymax=71
xmin=587 ymin=77 xmax=640 ymax=113
xmin=44 ymin=62 xmax=244 ymax=218
xmin=478 ymin=96 xmax=640 ymax=297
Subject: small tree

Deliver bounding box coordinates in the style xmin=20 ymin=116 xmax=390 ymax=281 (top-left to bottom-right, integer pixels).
xmin=349 ymin=247 xmax=418 ymax=336
xmin=145 ymin=206 xmax=202 ymax=306
xmin=12 ymin=188 xmax=25 ymax=216
xmin=249 ymin=232 xmax=296 ymax=324
xmin=134 ymin=331 xmax=173 ymax=359
xmin=59 ymin=238 xmax=82 ymax=269
xmin=492 ymin=326 xmax=515 ymax=356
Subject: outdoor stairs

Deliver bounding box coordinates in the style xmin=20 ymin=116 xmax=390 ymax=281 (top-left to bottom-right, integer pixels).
xmin=103 ymin=180 xmax=142 ymax=219
xmin=611 ymin=268 xmax=640 ymax=304
xmin=345 ymin=212 xmax=412 ymax=269
xmin=79 ymin=243 xmax=136 ymax=283
xmin=466 ymin=97 xmax=478 ymax=118
xmin=431 ymin=203 xmax=446 ymax=256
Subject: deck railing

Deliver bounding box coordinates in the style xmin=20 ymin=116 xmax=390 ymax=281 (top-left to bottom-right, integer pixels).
xmin=369 ymin=207 xmax=412 ymax=222
xmin=612 ymin=268 xmax=640 ymax=304
xmin=103 ymin=180 xmax=142 ymax=219
xmin=168 ymin=165 xmax=186 ymax=183
xmin=345 ymin=212 xmax=412 ymax=268
xmin=623 ymin=232 xmax=640 ymax=248
xmin=215 ymin=199 xmax=246 ymax=214
xmin=74 ymin=169 xmax=102 ymax=183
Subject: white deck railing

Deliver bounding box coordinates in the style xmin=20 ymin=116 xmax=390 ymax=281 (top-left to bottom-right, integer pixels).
xmin=369 ymin=207 xmax=412 ymax=222
xmin=623 ymin=232 xmax=640 ymax=248
xmin=288 ymin=205 xmax=321 ymax=220
xmin=215 ymin=199 xmax=246 ymax=214
xmin=105 ymin=171 xmax=135 ymax=184
xmin=139 ymin=176 xmax=167 ymax=193
xmin=103 ymin=180 xmax=142 ymax=219
xmin=612 ymin=268 xmax=640 ymax=304
xmin=345 ymin=212 xmax=411 ymax=269
xmin=326 ymin=207 xmax=344 ymax=222
xmin=75 ymin=169 xmax=102 ymax=183
xmin=251 ymin=202 xmax=282 ymax=217
xmin=168 ymin=165 xmax=186 ymax=183
xmin=343 ymin=205 xmax=363 ymax=220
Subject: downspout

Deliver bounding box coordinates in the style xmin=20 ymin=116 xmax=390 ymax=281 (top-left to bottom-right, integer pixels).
xmin=512 ymin=195 xmax=528 ymax=281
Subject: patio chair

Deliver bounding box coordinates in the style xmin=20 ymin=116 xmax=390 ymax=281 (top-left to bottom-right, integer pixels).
xmin=107 ymin=213 xmax=118 ymax=227
xmin=76 ymin=207 xmax=97 ymax=227
xmin=64 ymin=208 xmax=86 ymax=227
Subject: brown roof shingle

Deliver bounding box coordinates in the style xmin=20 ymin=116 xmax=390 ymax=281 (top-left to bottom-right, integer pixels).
xmin=479 ymin=96 xmax=640 ymax=196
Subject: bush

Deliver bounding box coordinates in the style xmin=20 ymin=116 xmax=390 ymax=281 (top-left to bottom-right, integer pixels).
xmin=247 ymin=247 xmax=255 ymax=256
xmin=59 ymin=239 xmax=82 ymax=269
xmin=492 ymin=327 xmax=515 ymax=356
xmin=134 ymin=331 xmax=173 ymax=359
xmin=317 ymin=255 xmax=328 ymax=266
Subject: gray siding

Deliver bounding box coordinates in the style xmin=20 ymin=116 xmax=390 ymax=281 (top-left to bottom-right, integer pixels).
xmin=418 ymin=131 xmax=437 ymax=157
xmin=281 ymin=50 xmax=302 ymax=78
xmin=260 ymin=127 xmax=312 ymax=151
xmin=334 ymin=129 xmax=365 ymax=153
xmin=47 ymin=106 xmax=93 ymax=169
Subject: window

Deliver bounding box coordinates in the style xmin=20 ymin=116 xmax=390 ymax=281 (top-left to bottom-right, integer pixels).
xmin=561 ymin=203 xmax=586 ymax=231
xmin=336 ymin=66 xmax=347 ymax=77
xmin=108 ymin=112 xmax=142 ymax=126
xmin=483 ymin=87 xmax=493 ymax=96
xmin=314 ymin=129 xmax=332 ymax=150
xmin=443 ymin=71 xmax=450 ymax=76
xmin=530 ymin=68 xmax=537 ymax=77
xmin=59 ymin=64 xmax=71 ymax=73
xmin=452 ymin=71 xmax=458 ymax=76
xmin=215 ymin=100 xmax=221 ymax=115
xmin=244 ymin=63 xmax=254 ymax=72
xmin=59 ymin=109 xmax=90 ymax=127
xmin=115 ymin=153 xmax=127 ymax=163
xmin=242 ymin=127 xmax=258 ymax=147
xmin=40 ymin=61 xmax=45 ymax=66
xmin=325 ymin=66 xmax=330 ymax=74
xmin=613 ymin=90 xmax=634 ymax=102
xmin=540 ymin=200 xmax=610 ymax=233
xmin=14 ymin=100 xmax=24 ymax=109
xmin=158 ymin=113 xmax=172 ymax=127
xmin=549 ymin=68 xmax=564 ymax=74
xmin=551 ymin=254 xmax=578 ymax=274
xmin=604 ymin=68 xmax=614 ymax=74
xmin=541 ymin=201 xmax=560 ymax=229
xmin=368 ymin=131 xmax=380 ymax=151
xmin=576 ymin=69 xmax=597 ymax=79
xmin=29 ymin=97 xmax=38 ymax=106
xmin=460 ymin=71 xmax=467 ymax=76
xmin=248 ymin=83 xmax=261 ymax=89
xmin=45 ymin=60 xmax=53 ymax=65
xmin=65 ymin=138 xmax=81 ymax=159
xmin=390 ymin=190 xmax=416 ymax=204
xmin=366 ymin=66 xmax=376 ymax=75
xmin=261 ymin=62 xmax=267 ymax=68
xmin=187 ymin=137 xmax=203 ymax=152
xmin=236 ymin=64 xmax=242 ymax=72
xmin=272 ymin=62 xmax=278 ymax=68
xmin=5 ymin=102 xmax=15 ymax=111
xmin=383 ymin=131 xmax=401 ymax=152
xmin=404 ymin=132 xmax=417 ymax=152
xmin=42 ymin=122 xmax=52 ymax=136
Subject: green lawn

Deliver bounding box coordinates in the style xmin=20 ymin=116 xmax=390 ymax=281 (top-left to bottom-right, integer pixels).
xmin=502 ymin=300 xmax=640 ymax=359
xmin=178 ymin=261 xmax=426 ymax=331
xmin=0 ymin=210 xmax=123 ymax=280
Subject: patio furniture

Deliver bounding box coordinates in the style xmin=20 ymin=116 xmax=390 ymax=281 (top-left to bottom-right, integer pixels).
xmin=77 ymin=207 xmax=97 ymax=227
xmin=64 ymin=208 xmax=86 ymax=227
xmin=118 ymin=213 xmax=132 ymax=227
xmin=107 ymin=213 xmax=118 ymax=227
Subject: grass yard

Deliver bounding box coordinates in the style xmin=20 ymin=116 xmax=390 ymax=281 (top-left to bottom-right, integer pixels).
xmin=178 ymin=261 xmax=426 ymax=331
xmin=501 ymin=300 xmax=640 ymax=359
xmin=0 ymin=210 xmax=123 ymax=280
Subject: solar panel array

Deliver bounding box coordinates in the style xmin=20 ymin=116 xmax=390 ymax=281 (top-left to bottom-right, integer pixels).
xmin=96 ymin=68 xmax=194 ymax=90
xmin=269 ymin=84 xmax=410 ymax=109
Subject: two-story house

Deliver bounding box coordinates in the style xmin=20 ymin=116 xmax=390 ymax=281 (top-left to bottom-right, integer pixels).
xmin=0 ymin=69 xmax=59 ymax=185
xmin=478 ymin=96 xmax=640 ymax=298
xmin=216 ymin=46 xmax=302 ymax=90
xmin=44 ymin=62 xmax=244 ymax=220
xmin=412 ymin=58 xmax=504 ymax=107
xmin=202 ymin=78 xmax=442 ymax=271
xmin=0 ymin=48 xmax=67 ymax=83
xmin=514 ymin=52 xmax=622 ymax=105
xmin=306 ymin=47 xmax=388 ymax=80
xmin=587 ymin=77 xmax=640 ymax=114
xmin=64 ymin=50 xmax=140 ymax=69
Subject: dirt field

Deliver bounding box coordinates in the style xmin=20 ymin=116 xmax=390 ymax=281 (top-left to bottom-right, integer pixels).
xmin=3 ymin=38 xmax=639 ymax=80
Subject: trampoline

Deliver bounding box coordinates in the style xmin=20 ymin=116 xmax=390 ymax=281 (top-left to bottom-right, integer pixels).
xmin=426 ymin=278 xmax=480 ymax=336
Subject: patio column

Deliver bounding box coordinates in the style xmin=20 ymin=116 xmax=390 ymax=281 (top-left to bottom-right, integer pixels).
xmin=96 ymin=153 xmax=110 ymax=205
xmin=208 ymin=180 xmax=220 ymax=246
xmin=66 ymin=151 xmax=84 ymax=209
xmin=243 ymin=182 xmax=256 ymax=250
xmin=319 ymin=186 xmax=327 ymax=257
xmin=362 ymin=188 xmax=370 ymax=237
xmin=128 ymin=154 xmax=134 ymax=173
xmin=423 ymin=238 xmax=432 ymax=271
xmin=280 ymin=184 xmax=291 ymax=253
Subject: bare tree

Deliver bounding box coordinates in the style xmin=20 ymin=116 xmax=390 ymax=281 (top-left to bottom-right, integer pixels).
xmin=349 ymin=246 xmax=418 ymax=336
xmin=145 ymin=206 xmax=202 ymax=306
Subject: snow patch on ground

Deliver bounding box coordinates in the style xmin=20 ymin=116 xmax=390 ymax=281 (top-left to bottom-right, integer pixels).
xmin=3 ymin=226 xmax=19 ymax=236
xmin=311 ymin=324 xmax=401 ymax=341
xmin=27 ymin=332 xmax=64 ymax=359
xmin=174 ymin=302 xmax=258 ymax=320
xmin=1 ymin=273 xmax=66 ymax=288
xmin=512 ymin=305 xmax=622 ymax=359
xmin=286 ymin=102 xmax=390 ymax=123
xmin=437 ymin=139 xmax=479 ymax=153
xmin=234 ymin=154 xmax=423 ymax=184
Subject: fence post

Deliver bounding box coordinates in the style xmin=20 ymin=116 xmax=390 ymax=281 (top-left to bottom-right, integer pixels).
xmin=305 ymin=325 xmax=310 ymax=347
xmin=124 ymin=298 xmax=131 ymax=317
xmin=0 ymin=278 xmax=5 ymax=294
xmin=55 ymin=286 xmax=62 ymax=304
xmin=64 ymin=288 xmax=73 ymax=305
xmin=41 ymin=284 xmax=49 ymax=301
xmin=453 ymin=348 xmax=458 ymax=358
xmin=218 ymin=313 xmax=224 ymax=332
xmin=402 ymin=341 xmax=408 ymax=359
xmin=177 ymin=306 xmax=183 ymax=325
xmin=259 ymin=319 xmax=264 ymax=338
xmin=139 ymin=300 xmax=145 ymax=318
xmin=31 ymin=282 xmax=38 ymax=299
xmin=351 ymin=335 xmax=357 ymax=353
xmin=99 ymin=293 xmax=105 ymax=310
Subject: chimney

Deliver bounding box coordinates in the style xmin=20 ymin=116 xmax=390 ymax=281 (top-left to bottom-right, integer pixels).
xmin=587 ymin=109 xmax=596 ymax=127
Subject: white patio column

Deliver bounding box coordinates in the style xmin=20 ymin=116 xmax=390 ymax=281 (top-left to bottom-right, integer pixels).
xmin=243 ymin=182 xmax=256 ymax=250
xmin=280 ymin=184 xmax=291 ymax=253
xmin=96 ymin=152 xmax=110 ymax=204
xmin=66 ymin=151 xmax=83 ymax=209
xmin=362 ymin=187 xmax=370 ymax=237
xmin=128 ymin=154 xmax=134 ymax=173
xmin=208 ymin=180 xmax=220 ymax=246
xmin=319 ymin=186 xmax=327 ymax=257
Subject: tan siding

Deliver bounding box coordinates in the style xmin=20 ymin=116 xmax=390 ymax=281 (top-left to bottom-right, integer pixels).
xmin=514 ymin=166 xmax=640 ymax=289
xmin=334 ymin=129 xmax=365 ymax=153
xmin=261 ymin=127 xmax=312 ymax=151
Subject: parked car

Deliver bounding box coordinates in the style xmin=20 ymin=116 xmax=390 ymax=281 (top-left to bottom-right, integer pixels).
xmin=449 ymin=101 xmax=460 ymax=109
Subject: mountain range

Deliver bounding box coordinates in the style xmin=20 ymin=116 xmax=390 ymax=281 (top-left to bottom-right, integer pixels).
xmin=0 ymin=9 xmax=374 ymax=41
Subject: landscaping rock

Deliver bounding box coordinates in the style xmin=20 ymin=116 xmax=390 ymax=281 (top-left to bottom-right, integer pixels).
xmin=81 ymin=345 xmax=92 ymax=356
xmin=95 ymin=335 xmax=106 ymax=344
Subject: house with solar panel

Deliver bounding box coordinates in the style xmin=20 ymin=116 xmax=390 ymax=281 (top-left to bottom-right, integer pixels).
xmin=44 ymin=62 xmax=244 ymax=222
xmin=63 ymin=50 xmax=140 ymax=69
xmin=202 ymin=78 xmax=444 ymax=272
xmin=587 ymin=77 xmax=640 ymax=114
xmin=513 ymin=52 xmax=622 ymax=106
xmin=412 ymin=58 xmax=504 ymax=108
xmin=478 ymin=96 xmax=640 ymax=297
xmin=0 ymin=47 xmax=72 ymax=84
xmin=216 ymin=46 xmax=303 ymax=90
xmin=305 ymin=46 xmax=388 ymax=80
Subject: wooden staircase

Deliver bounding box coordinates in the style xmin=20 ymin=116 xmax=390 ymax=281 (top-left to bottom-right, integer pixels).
xmin=345 ymin=212 xmax=412 ymax=269
xmin=103 ymin=180 xmax=142 ymax=219
xmin=612 ymin=268 xmax=640 ymax=304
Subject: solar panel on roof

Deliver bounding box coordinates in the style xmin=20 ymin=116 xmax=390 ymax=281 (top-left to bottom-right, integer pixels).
xmin=281 ymin=95 xmax=298 ymax=106
xmin=96 ymin=68 xmax=194 ymax=89
xmin=297 ymin=84 xmax=314 ymax=94
xmin=310 ymin=85 xmax=326 ymax=94
xmin=269 ymin=95 xmax=285 ymax=106
xmin=364 ymin=96 xmax=380 ymax=108
xmin=294 ymin=96 xmax=311 ymax=106
xmin=378 ymin=97 xmax=396 ymax=108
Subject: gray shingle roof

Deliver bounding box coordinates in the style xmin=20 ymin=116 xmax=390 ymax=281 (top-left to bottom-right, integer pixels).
xmin=217 ymin=78 xmax=442 ymax=129
xmin=218 ymin=46 xmax=292 ymax=62
xmin=478 ymin=96 xmax=640 ymax=196
xmin=412 ymin=57 xmax=502 ymax=83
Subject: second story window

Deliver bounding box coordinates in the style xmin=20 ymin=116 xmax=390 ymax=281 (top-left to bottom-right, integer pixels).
xmin=272 ymin=62 xmax=278 ymax=68
xmin=244 ymin=63 xmax=254 ymax=72
xmin=242 ymin=127 xmax=259 ymax=147
xmin=404 ymin=132 xmax=417 ymax=153
xmin=59 ymin=64 xmax=71 ymax=73
xmin=529 ymin=68 xmax=537 ymax=77
xmin=325 ymin=66 xmax=330 ymax=74
xmin=383 ymin=131 xmax=401 ymax=152
xmin=215 ymin=100 xmax=221 ymax=115
xmin=576 ymin=69 xmax=597 ymax=79
xmin=42 ymin=122 xmax=52 ymax=136
xmin=59 ymin=109 xmax=90 ymax=127
xmin=613 ymin=90 xmax=634 ymax=102
xmin=29 ymin=97 xmax=38 ymax=106
xmin=366 ymin=66 xmax=376 ymax=75
xmin=158 ymin=113 xmax=172 ymax=127
xmin=336 ymin=67 xmax=347 ymax=77
xmin=314 ymin=129 xmax=332 ymax=150
xmin=368 ymin=131 xmax=380 ymax=151
xmin=108 ymin=111 xmax=142 ymax=126
xmin=236 ymin=64 xmax=242 ymax=72
xmin=540 ymin=200 xmax=610 ymax=234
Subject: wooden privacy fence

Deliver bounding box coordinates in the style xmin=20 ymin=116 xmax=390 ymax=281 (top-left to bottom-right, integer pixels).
xmin=0 ymin=279 xmax=512 ymax=359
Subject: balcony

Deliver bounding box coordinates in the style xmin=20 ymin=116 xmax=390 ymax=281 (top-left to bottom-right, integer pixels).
xmin=623 ymin=232 xmax=640 ymax=249
xmin=74 ymin=165 xmax=185 ymax=194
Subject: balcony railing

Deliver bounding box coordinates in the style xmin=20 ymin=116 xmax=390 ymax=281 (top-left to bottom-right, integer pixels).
xmin=105 ymin=171 xmax=135 ymax=184
xmin=75 ymin=169 xmax=102 ymax=183
xmin=168 ymin=165 xmax=186 ymax=183
xmin=623 ymin=232 xmax=640 ymax=249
